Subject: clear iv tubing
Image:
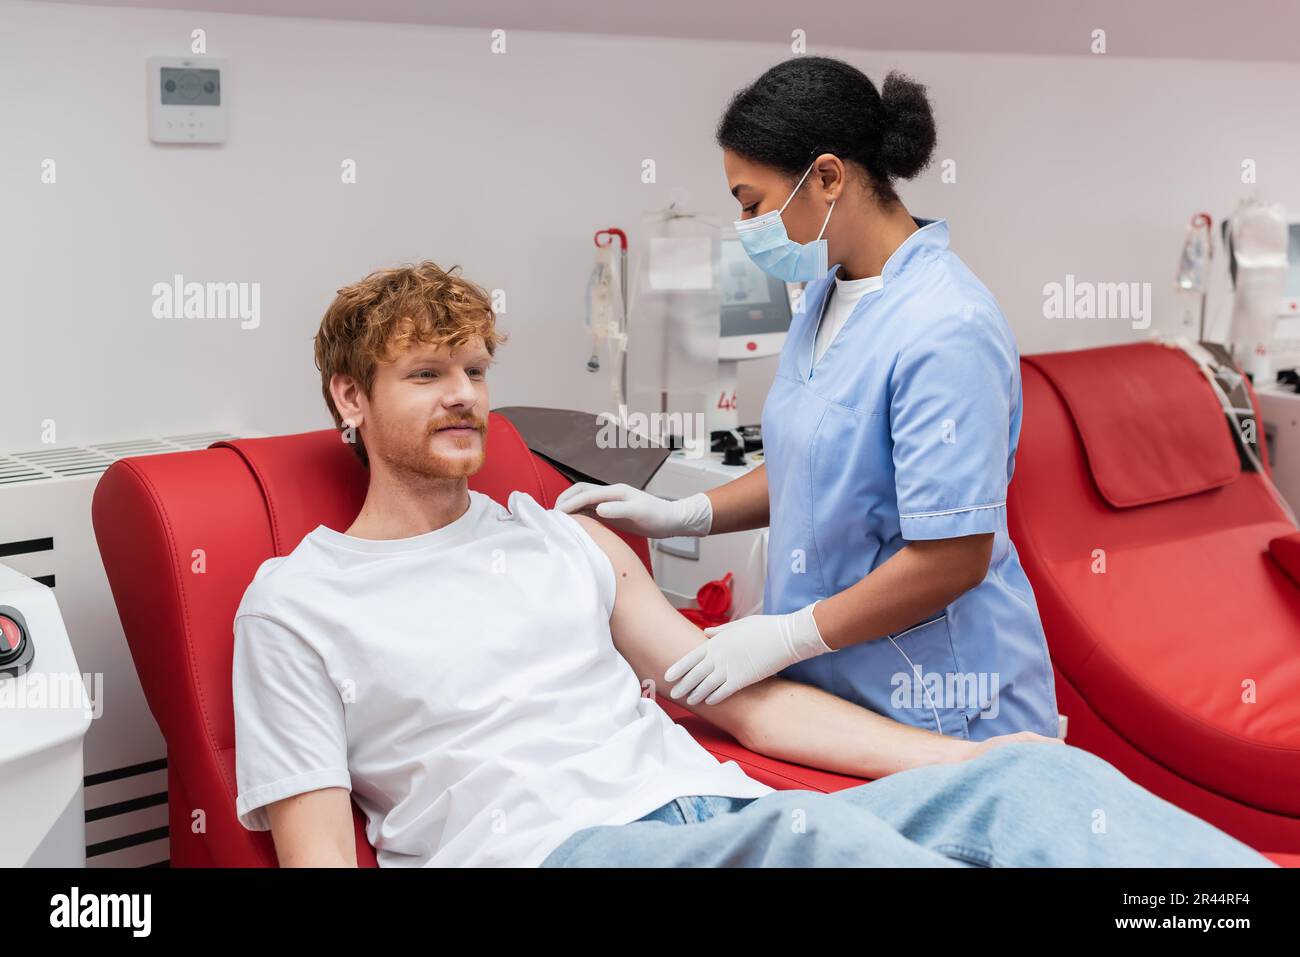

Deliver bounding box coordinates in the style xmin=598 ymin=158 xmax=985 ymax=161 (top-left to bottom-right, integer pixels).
xmin=584 ymin=262 xmax=602 ymax=370
xmin=585 ymin=258 xmax=626 ymax=405
xmin=1171 ymin=337 xmax=1299 ymax=529
xmin=590 ymin=228 xmax=629 ymax=405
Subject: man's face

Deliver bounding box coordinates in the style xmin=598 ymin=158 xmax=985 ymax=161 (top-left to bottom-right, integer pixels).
xmin=361 ymin=336 xmax=491 ymax=480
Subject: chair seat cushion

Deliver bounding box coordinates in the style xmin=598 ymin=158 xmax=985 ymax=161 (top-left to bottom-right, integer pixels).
xmin=1039 ymin=521 xmax=1300 ymax=815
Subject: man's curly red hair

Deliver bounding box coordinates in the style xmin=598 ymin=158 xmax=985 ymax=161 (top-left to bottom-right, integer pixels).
xmin=313 ymin=261 xmax=505 ymax=468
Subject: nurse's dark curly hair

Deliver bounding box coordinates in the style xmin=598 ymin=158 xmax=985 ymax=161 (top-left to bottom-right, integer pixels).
xmin=716 ymin=56 xmax=936 ymax=207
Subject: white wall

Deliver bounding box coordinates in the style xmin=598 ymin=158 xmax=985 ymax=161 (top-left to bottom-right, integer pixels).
xmin=3 ymin=0 xmax=1299 ymax=452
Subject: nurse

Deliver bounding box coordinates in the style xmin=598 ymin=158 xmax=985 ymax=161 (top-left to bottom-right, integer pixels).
xmin=558 ymin=56 xmax=1058 ymax=742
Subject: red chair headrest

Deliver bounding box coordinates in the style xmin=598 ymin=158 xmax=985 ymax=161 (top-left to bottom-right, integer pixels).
xmin=210 ymin=412 xmax=554 ymax=556
xmin=1022 ymin=342 xmax=1240 ymax=508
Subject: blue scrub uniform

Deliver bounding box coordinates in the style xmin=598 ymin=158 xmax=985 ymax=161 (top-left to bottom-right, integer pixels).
xmin=762 ymin=217 xmax=1058 ymax=741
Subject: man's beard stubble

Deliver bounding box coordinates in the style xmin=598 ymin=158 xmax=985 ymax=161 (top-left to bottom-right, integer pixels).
xmin=378 ymin=417 xmax=487 ymax=483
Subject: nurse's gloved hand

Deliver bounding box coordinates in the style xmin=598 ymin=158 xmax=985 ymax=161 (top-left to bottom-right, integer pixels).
xmin=665 ymin=602 xmax=834 ymax=706
xmin=554 ymin=483 xmax=713 ymax=539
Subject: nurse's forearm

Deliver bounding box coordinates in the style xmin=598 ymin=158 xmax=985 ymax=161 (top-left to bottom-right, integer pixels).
xmin=813 ymin=535 xmax=993 ymax=650
xmin=703 ymin=463 xmax=770 ymax=534
xmin=738 ymin=678 xmax=974 ymax=778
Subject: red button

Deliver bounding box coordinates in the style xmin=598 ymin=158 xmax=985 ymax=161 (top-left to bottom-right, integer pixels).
xmin=746 ymin=341 xmax=757 ymax=351
xmin=0 ymin=616 xmax=22 ymax=653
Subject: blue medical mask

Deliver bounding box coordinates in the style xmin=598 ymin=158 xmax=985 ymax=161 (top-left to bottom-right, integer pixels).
xmin=734 ymin=159 xmax=836 ymax=283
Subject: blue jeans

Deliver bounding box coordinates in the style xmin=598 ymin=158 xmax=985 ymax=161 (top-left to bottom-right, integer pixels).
xmin=540 ymin=742 xmax=1276 ymax=867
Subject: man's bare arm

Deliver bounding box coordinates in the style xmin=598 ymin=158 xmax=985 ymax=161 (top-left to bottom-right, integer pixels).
xmin=571 ymin=514 xmax=984 ymax=778
xmin=265 ymin=787 xmax=357 ymax=867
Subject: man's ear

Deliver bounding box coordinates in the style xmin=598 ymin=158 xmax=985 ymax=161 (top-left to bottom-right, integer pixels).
xmin=330 ymin=372 xmax=365 ymax=429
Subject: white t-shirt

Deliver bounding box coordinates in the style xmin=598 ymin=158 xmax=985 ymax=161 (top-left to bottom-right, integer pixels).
xmin=813 ymin=272 xmax=884 ymax=366
xmin=232 ymin=488 xmax=773 ymax=867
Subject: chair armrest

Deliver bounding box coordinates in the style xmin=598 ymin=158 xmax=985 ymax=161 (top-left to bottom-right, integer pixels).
xmin=1268 ymin=531 xmax=1300 ymax=588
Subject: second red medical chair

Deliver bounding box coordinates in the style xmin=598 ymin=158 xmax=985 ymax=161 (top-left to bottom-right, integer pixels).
xmin=1008 ymin=342 xmax=1300 ymax=853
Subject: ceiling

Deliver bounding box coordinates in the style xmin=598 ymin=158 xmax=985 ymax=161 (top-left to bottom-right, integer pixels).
xmin=33 ymin=0 xmax=1300 ymax=63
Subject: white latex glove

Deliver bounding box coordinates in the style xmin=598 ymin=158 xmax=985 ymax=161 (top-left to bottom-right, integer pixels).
xmin=554 ymin=482 xmax=713 ymax=539
xmin=664 ymin=601 xmax=834 ymax=706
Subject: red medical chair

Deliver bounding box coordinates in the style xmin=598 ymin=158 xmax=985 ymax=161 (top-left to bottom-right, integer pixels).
xmin=1008 ymin=342 xmax=1300 ymax=856
xmin=90 ymin=414 xmax=862 ymax=868
xmin=91 ymin=406 xmax=1298 ymax=867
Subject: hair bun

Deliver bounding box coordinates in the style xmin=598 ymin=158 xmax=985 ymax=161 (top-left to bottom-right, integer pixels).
xmin=878 ymin=70 xmax=937 ymax=180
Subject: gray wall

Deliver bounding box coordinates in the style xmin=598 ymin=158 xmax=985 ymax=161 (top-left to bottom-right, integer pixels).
xmin=3 ymin=0 xmax=1298 ymax=450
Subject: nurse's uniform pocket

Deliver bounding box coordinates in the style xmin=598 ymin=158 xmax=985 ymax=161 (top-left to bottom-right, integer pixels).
xmin=806 ymin=402 xmax=894 ymax=587
xmin=881 ymin=614 xmax=974 ymax=740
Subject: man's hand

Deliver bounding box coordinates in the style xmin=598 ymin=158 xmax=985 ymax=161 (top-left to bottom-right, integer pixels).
xmin=962 ymin=731 xmax=1064 ymax=762
xmin=664 ymin=603 xmax=835 ymax=706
